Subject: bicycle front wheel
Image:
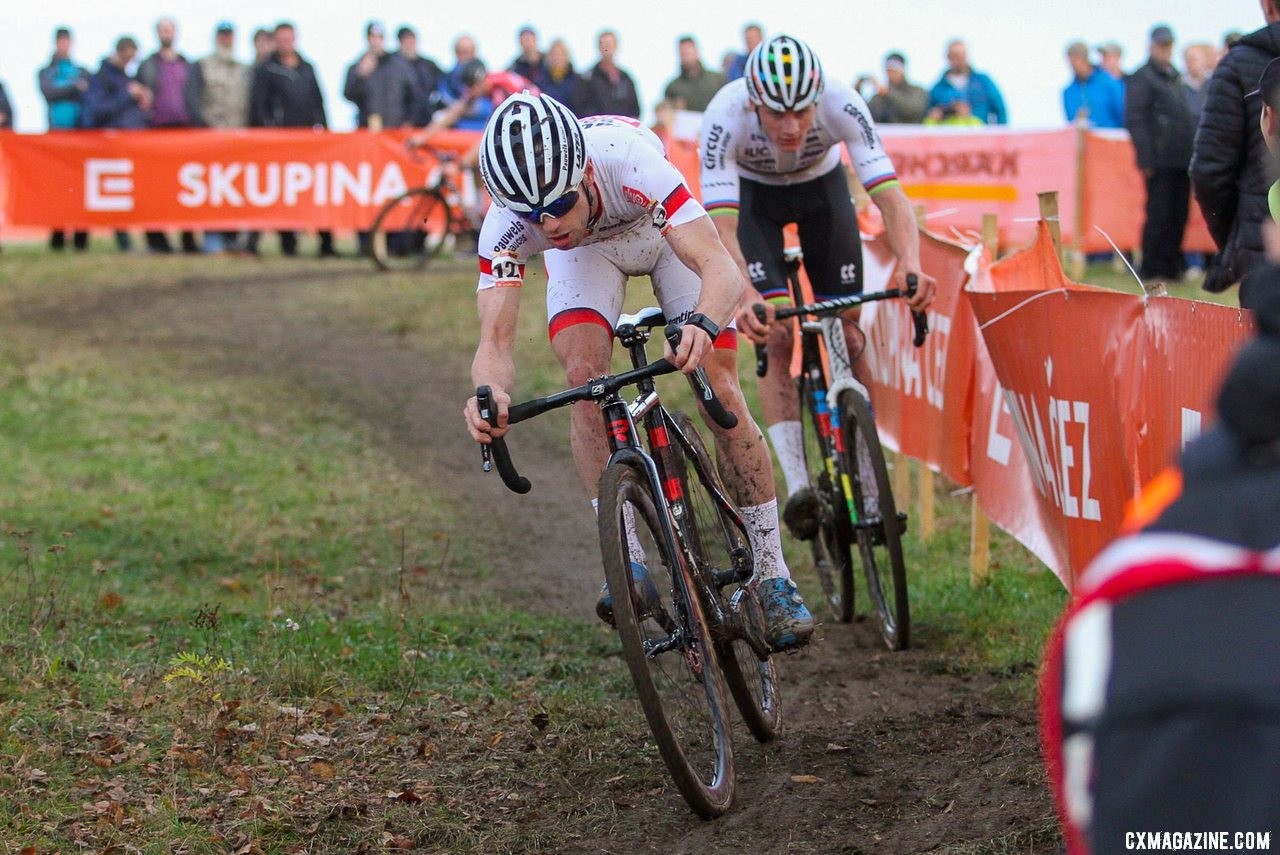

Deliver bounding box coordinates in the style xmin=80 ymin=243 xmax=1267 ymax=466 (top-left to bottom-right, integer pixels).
xmin=369 ymin=188 xmax=452 ymax=272
xmin=670 ymin=412 xmax=780 ymax=744
xmin=837 ymin=390 xmax=909 ymax=650
xmin=598 ymin=462 xmax=735 ymax=818
xmin=799 ymin=376 xmax=857 ymax=623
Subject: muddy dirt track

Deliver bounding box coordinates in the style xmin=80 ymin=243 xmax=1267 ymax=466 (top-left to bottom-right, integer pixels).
xmin=14 ymin=262 xmax=1059 ymax=853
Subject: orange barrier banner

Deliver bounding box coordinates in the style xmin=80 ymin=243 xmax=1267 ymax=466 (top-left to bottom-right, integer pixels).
xmin=964 ymin=224 xmax=1249 ymax=585
xmin=861 ymin=231 xmax=976 ymax=486
xmin=0 ymin=129 xmax=478 ymax=230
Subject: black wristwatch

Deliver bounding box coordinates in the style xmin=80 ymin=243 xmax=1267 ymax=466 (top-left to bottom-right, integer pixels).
xmin=685 ymin=312 xmax=721 ymax=341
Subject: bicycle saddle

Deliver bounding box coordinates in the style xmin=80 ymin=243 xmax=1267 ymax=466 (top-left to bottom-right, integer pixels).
xmin=616 ymin=307 xmax=667 ymax=334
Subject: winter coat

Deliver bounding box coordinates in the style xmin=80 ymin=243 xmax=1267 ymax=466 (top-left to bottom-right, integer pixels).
xmin=927 ymin=68 xmax=1007 ymax=124
xmin=1062 ymin=67 xmax=1125 ymax=128
xmin=251 ymin=52 xmax=327 ymax=128
xmin=579 ymin=63 xmax=640 ymax=119
xmin=343 ymin=51 xmax=419 ymax=128
xmin=186 ymin=50 xmax=252 ymax=128
xmin=1190 ymin=23 xmax=1280 ymax=292
xmin=81 ymin=59 xmax=147 ymax=129
xmin=1125 ymin=58 xmax=1195 ymax=172
xmin=39 ymin=56 xmax=89 ymax=129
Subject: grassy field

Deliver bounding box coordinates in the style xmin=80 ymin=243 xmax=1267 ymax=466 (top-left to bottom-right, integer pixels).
xmin=0 ymin=242 xmax=1069 ymax=852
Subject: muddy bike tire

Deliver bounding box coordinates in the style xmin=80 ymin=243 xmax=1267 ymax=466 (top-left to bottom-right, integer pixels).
xmin=837 ymin=389 xmax=910 ymax=650
xmin=669 ymin=412 xmax=780 ymax=743
xmin=369 ymin=188 xmax=453 ymax=273
xmin=799 ymin=376 xmax=857 ymax=623
xmin=598 ymin=462 xmax=735 ymax=818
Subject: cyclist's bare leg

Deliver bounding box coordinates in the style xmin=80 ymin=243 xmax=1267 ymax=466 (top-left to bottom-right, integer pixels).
xmin=550 ymin=322 xmax=614 ymax=500
xmin=701 ymin=346 xmax=794 ymax=585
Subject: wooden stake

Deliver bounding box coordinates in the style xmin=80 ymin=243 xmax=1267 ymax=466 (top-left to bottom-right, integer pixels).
xmin=970 ymin=496 xmax=991 ymax=587
xmin=970 ymin=211 xmax=997 ymax=583
xmin=1037 ymin=190 xmax=1063 ymax=260
xmin=1069 ymin=125 xmax=1087 ymax=280
xmin=894 ymin=451 xmax=912 ymax=523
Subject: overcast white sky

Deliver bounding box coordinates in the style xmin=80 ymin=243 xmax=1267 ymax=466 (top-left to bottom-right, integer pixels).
xmin=2 ymin=0 xmax=1263 ymax=132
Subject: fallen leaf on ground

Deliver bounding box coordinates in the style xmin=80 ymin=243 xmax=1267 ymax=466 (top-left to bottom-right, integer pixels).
xmin=294 ymin=732 xmax=331 ymax=747
xmin=790 ymin=774 xmax=824 ymax=784
xmin=310 ymin=760 xmax=336 ymax=780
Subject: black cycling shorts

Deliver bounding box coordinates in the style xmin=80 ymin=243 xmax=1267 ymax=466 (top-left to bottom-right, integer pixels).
xmin=736 ymin=165 xmax=863 ymax=303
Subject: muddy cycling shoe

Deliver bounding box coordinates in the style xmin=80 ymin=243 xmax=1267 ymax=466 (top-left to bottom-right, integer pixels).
xmin=596 ymin=562 xmax=661 ymax=627
xmin=755 ymin=577 xmax=815 ymax=651
xmin=782 ymin=487 xmax=823 ymax=541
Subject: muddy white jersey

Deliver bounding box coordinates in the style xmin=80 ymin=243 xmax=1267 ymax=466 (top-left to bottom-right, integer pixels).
xmin=698 ymin=78 xmax=900 ymax=216
xmin=477 ymin=116 xmax=705 ymax=290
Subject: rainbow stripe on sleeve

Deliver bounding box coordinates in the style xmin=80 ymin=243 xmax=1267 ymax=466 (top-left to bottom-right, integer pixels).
xmin=864 ymin=172 xmax=900 ymax=196
xmin=705 ymin=200 xmax=740 ymax=217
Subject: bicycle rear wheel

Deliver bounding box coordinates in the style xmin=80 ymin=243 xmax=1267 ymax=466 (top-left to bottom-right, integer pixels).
xmin=669 ymin=412 xmax=779 ymax=743
xmin=598 ymin=461 xmax=735 ymax=818
xmin=799 ymin=376 xmax=857 ymax=623
xmin=837 ymin=389 xmax=910 ymax=650
xmin=370 ymin=188 xmax=452 ymax=272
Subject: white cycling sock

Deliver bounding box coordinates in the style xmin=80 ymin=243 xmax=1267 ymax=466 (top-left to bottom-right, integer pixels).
xmin=766 ymin=421 xmax=809 ymax=497
xmin=739 ymin=499 xmax=790 ymax=583
xmin=591 ymin=498 xmax=647 ymax=567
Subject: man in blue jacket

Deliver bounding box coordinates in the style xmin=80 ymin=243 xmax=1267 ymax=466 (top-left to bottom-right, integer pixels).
xmin=927 ymin=39 xmax=1007 ymax=125
xmin=39 ymin=27 xmax=91 ymax=250
xmin=1062 ymin=41 xmax=1125 ymax=128
xmin=82 ymin=36 xmax=150 ymax=252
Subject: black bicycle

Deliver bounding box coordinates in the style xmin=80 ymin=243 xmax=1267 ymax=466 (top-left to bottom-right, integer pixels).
xmin=755 ymin=250 xmax=927 ymax=650
xmin=478 ymin=309 xmax=778 ymax=818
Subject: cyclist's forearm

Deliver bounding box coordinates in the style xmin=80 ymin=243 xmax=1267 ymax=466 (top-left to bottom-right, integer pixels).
xmin=693 ymin=256 xmax=747 ymax=328
xmin=472 ymin=345 xmax=516 ymax=394
xmin=713 ymin=214 xmax=752 ymax=290
xmin=875 ymin=187 xmax=923 ymax=271
xmin=472 ymin=288 xmax=520 ymax=392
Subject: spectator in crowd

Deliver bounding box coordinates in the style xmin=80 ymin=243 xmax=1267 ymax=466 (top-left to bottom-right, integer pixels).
xmin=0 ymin=80 xmax=11 ymax=128
xmin=1126 ymin=24 xmax=1195 ymax=287
xmin=1098 ymin=41 xmax=1127 ymax=81
xmin=863 ymin=51 xmax=929 ymax=124
xmin=662 ymin=36 xmax=724 ymax=112
xmin=441 ymin=35 xmax=479 ymax=102
xmin=39 ymin=26 xmax=90 ymax=251
xmin=82 ymin=36 xmax=149 ymax=252
xmin=243 ymin=27 xmax=275 ymax=257
xmin=579 ymin=29 xmax=640 ymax=118
xmin=508 ymin=25 xmax=543 ymax=80
xmin=252 ymin=28 xmax=274 ymax=66
xmin=187 ymin=21 xmax=252 ymax=254
xmin=343 ymin=21 xmax=419 ymax=129
xmin=1062 ymin=40 xmax=1125 ymax=128
xmin=534 ymin=38 xmax=583 ymax=114
xmin=251 ymin=21 xmax=337 ymax=258
xmin=398 ymin=26 xmax=443 ymax=126
xmin=1193 ymin=0 xmax=1280 ymax=310
xmin=410 ymin=58 xmax=534 ymax=152
xmin=439 ymin=35 xmax=497 ymax=130
xmin=927 ymin=39 xmax=1007 ymax=124
xmin=1184 ymin=42 xmax=1219 ymax=119
xmin=724 ymin=22 xmax=763 ymax=82
xmin=139 ymin=17 xmax=199 ymax=253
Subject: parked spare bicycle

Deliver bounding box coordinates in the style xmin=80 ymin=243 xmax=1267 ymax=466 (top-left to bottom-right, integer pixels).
xmin=478 ymin=310 xmax=780 ymax=818
xmin=754 ymin=249 xmax=928 ymax=650
xmin=368 ymin=145 xmax=488 ymax=273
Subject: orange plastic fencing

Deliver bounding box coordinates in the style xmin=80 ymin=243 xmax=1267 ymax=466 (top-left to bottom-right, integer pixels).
xmin=860 ymin=222 xmax=1250 ymax=587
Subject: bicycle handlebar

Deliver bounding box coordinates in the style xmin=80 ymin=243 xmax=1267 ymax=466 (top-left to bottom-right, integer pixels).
xmin=478 ymin=324 xmax=736 ymax=493
xmin=753 ymin=273 xmax=928 ymax=377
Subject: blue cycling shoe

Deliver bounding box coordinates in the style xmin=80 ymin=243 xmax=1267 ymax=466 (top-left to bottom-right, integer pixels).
xmin=596 ymin=562 xmax=661 ymax=626
xmin=756 ymin=577 xmax=815 ymax=651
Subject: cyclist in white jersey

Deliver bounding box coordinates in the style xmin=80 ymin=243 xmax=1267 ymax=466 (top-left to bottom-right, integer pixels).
xmin=462 ymin=93 xmax=814 ymax=650
xmin=699 ymin=35 xmax=936 ymax=539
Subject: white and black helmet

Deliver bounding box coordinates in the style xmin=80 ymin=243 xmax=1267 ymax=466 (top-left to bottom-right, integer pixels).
xmin=479 ymin=92 xmax=586 ymax=213
xmin=744 ymin=35 xmax=824 ymax=112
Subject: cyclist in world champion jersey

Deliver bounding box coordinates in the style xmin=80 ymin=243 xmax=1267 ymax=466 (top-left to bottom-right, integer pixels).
xmin=698 ymin=34 xmax=936 ymax=540
xmin=461 ymin=93 xmax=815 ymax=650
